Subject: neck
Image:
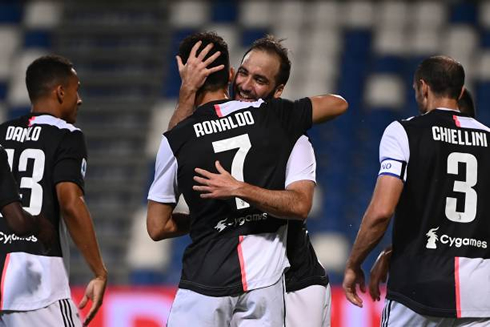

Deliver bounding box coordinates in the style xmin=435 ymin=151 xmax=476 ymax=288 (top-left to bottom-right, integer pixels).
xmin=426 ymin=97 xmax=459 ymax=113
xmin=196 ymin=88 xmax=229 ymax=107
xmin=31 ymin=99 xmax=62 ymax=118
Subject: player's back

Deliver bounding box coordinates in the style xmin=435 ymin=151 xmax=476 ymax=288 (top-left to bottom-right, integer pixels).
xmin=0 ymin=113 xmax=87 ymax=311
xmin=157 ymin=97 xmax=312 ymax=296
xmin=387 ymin=109 xmax=490 ymax=317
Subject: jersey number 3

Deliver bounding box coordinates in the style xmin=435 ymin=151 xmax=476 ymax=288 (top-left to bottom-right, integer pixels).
xmin=6 ymin=148 xmax=45 ymax=215
xmin=446 ymin=152 xmax=477 ymax=223
xmin=212 ymin=134 xmax=251 ymax=210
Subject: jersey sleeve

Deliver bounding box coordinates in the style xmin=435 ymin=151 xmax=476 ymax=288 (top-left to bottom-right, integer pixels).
xmin=53 ymin=130 xmax=87 ymax=193
xmin=285 ymin=135 xmax=316 ymax=188
xmin=269 ymin=98 xmax=313 ymax=136
xmin=0 ymin=146 xmax=20 ymax=209
xmin=378 ymin=121 xmax=410 ymax=181
xmin=147 ymin=135 xmax=179 ymax=204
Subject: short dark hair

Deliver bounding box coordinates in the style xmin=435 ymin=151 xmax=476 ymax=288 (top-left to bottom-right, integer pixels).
xmin=243 ymin=35 xmax=291 ymax=86
xmin=178 ymin=31 xmax=229 ymax=94
xmin=26 ymin=55 xmax=74 ymax=102
xmin=414 ymin=55 xmax=465 ymax=100
xmin=458 ymin=88 xmax=475 ymax=118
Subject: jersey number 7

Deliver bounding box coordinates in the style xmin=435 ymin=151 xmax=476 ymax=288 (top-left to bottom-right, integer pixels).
xmin=212 ymin=134 xmax=251 ymax=210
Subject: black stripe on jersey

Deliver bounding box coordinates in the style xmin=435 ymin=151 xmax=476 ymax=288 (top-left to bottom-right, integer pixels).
xmin=59 ymin=300 xmax=69 ymax=327
xmin=381 ymin=301 xmax=386 ymax=326
xmin=65 ymin=299 xmax=75 ymax=327
xmin=400 ymin=162 xmax=407 ymax=180
xmin=282 ymin=280 xmax=287 ymax=327
xmin=382 ymin=300 xmax=393 ymax=327
xmin=59 ymin=299 xmax=74 ymax=327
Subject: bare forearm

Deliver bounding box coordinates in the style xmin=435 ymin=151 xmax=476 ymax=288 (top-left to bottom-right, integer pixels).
xmin=63 ymin=198 xmax=107 ymax=278
xmin=153 ymin=213 xmax=190 ymax=240
xmin=310 ymin=94 xmax=348 ymax=124
xmin=347 ymin=213 xmax=391 ymax=268
xmin=168 ymin=85 xmax=196 ymax=130
xmin=235 ymin=183 xmax=309 ymax=220
xmin=1 ymin=202 xmax=38 ymax=236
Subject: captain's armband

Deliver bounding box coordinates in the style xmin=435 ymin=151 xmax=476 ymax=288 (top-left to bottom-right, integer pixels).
xmin=378 ymin=158 xmax=407 ymax=181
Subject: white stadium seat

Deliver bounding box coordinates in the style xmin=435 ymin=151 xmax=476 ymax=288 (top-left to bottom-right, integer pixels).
xmin=23 ymin=1 xmax=62 ymax=29
xmin=170 ymin=1 xmax=210 ymax=28
xmin=365 ymin=74 xmax=405 ymax=110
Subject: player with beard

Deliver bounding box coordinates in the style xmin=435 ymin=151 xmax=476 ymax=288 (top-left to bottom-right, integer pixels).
xmin=147 ymin=32 xmax=347 ymax=326
xmin=167 ymin=35 xmax=346 ymax=326
xmin=343 ymin=56 xmax=490 ymax=326
xmin=368 ymin=88 xmax=478 ymax=303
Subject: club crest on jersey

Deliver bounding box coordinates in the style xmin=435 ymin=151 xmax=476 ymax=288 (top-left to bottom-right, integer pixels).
xmin=215 ymin=218 xmax=228 ymax=232
xmin=426 ymin=227 xmax=439 ymax=249
xmin=81 ymin=158 xmax=87 ymax=178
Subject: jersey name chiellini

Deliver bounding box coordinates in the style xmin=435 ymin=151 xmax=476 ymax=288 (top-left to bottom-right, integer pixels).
xmin=379 ymin=108 xmax=490 ymax=318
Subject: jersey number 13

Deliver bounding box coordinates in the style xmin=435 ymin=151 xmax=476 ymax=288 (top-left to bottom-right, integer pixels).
xmin=6 ymin=148 xmax=45 ymax=215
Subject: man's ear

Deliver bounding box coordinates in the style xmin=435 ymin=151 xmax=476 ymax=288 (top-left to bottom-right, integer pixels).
xmin=229 ymin=67 xmax=235 ymax=83
xmin=55 ymin=85 xmax=64 ymax=104
xmin=458 ymin=86 xmax=466 ymax=101
xmin=273 ymin=84 xmax=285 ymax=98
xmin=420 ymin=79 xmax=429 ymax=98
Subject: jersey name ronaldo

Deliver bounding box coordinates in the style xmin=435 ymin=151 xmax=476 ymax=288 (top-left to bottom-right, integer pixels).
xmin=149 ymin=98 xmax=312 ymax=296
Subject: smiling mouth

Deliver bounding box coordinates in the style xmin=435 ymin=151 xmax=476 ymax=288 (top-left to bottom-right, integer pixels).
xmin=237 ymin=91 xmax=254 ymax=101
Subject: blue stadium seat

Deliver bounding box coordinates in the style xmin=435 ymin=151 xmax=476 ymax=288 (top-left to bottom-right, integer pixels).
xmin=24 ymin=30 xmax=52 ymax=48
xmin=8 ymin=106 xmax=30 ymax=120
xmin=162 ymin=28 xmax=198 ymax=97
xmin=211 ymin=1 xmax=237 ymax=23
xmin=0 ymin=3 xmax=21 ymax=23
xmin=372 ymin=55 xmax=405 ymax=74
xmin=475 ymin=81 xmax=490 ymax=124
xmin=0 ymin=81 xmax=7 ymax=100
xmin=481 ymin=30 xmax=490 ymax=48
xmin=241 ymin=28 xmax=269 ymax=48
xmin=450 ymin=2 xmax=477 ymax=24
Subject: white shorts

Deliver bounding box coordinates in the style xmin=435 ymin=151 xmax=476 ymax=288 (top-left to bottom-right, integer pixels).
xmin=0 ymin=298 xmax=82 ymax=327
xmin=168 ymin=276 xmax=285 ymax=327
xmin=382 ymin=299 xmax=490 ymax=327
xmin=285 ymin=284 xmax=331 ymax=327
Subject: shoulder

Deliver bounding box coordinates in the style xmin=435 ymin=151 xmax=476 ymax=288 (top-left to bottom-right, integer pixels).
xmin=384 ymin=120 xmax=407 ymax=136
xmin=30 ymin=115 xmax=82 ymax=134
xmin=215 ymin=99 xmax=265 ymax=115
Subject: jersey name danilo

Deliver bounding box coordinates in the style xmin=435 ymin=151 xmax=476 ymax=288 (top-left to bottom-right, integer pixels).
xmin=432 ymin=126 xmax=488 ymax=147
xmin=193 ymin=110 xmax=255 ymax=137
xmin=5 ymin=126 xmax=42 ymax=143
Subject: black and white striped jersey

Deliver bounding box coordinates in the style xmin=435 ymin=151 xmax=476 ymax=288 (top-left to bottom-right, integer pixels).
xmin=379 ymin=108 xmax=490 ymax=318
xmin=0 ymin=145 xmax=21 ymax=210
xmin=283 ymin=136 xmax=329 ymax=292
xmin=0 ymin=113 xmax=87 ymax=311
xmin=148 ymin=98 xmax=312 ymax=296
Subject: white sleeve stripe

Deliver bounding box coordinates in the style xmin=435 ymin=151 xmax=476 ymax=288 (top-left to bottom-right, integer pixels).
xmin=284 ymin=135 xmax=316 ymax=187
xmin=147 ymin=194 xmax=178 ymax=203
xmin=381 ymin=157 xmax=405 ymax=163
xmin=147 ymin=135 xmax=179 ymax=204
